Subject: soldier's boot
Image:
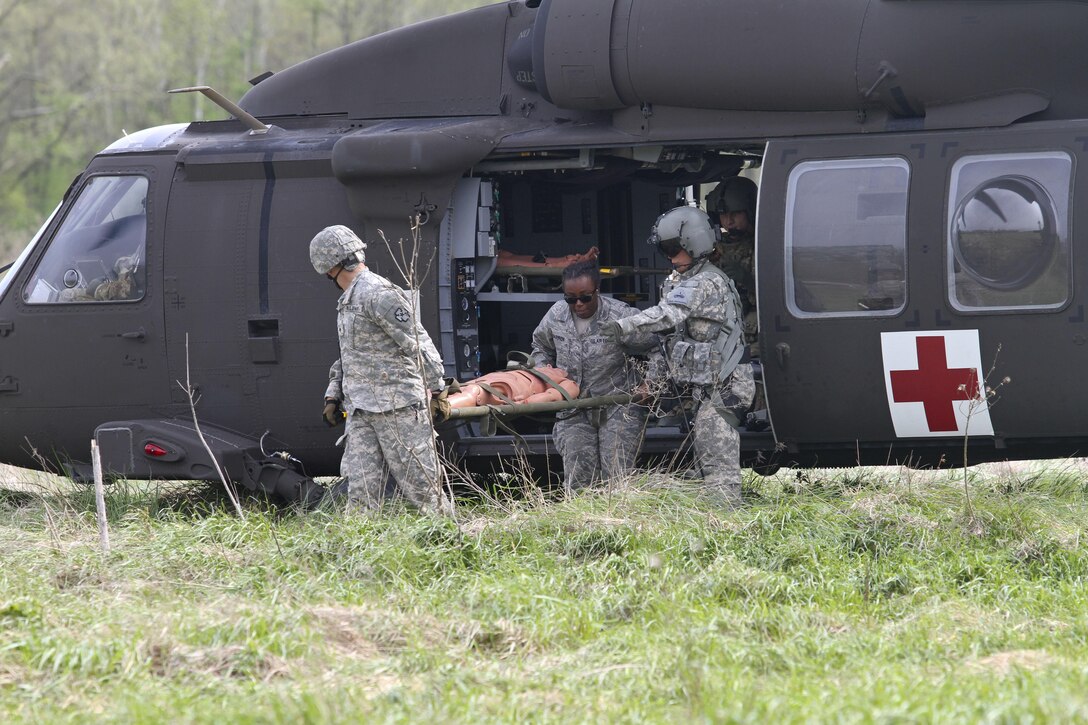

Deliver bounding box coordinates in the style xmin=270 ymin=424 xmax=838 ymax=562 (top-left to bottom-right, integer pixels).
xmin=435 ymin=495 xmax=456 ymax=517
xmin=703 ymin=481 xmax=743 ymax=510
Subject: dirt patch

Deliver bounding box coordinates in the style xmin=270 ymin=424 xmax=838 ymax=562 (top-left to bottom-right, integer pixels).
xmin=884 ymin=601 xmax=999 ymax=645
xmin=451 ymin=618 xmax=536 ymax=657
xmin=309 ymin=604 xmax=451 ymax=655
xmin=53 ymin=565 xmax=106 ymax=591
xmin=312 ymin=604 xmax=537 ymax=663
xmin=850 ymin=492 xmax=938 ymax=532
xmin=307 ymin=606 xmax=418 ymax=696
xmin=0 ymin=464 xmax=71 ymax=494
xmin=459 ymin=517 xmax=491 ymax=537
xmin=0 ymin=663 xmax=36 ymax=687
xmin=1 ymin=464 xmax=35 ymax=487
xmin=966 ymin=649 xmax=1055 ymax=675
xmin=311 ymin=605 xmax=385 ymax=660
xmin=148 ymin=640 xmax=290 ymax=681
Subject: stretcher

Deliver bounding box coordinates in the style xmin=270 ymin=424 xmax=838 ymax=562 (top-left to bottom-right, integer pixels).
xmin=431 ymin=364 xmax=636 ymax=435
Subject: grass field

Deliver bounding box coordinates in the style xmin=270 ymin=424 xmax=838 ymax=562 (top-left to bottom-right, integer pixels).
xmin=0 ymin=461 xmax=1086 ymax=723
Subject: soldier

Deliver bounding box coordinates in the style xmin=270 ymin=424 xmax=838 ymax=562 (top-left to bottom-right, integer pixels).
xmin=93 ymin=254 xmax=141 ymax=301
xmin=310 ymin=225 xmax=453 ymax=516
xmin=706 ymin=176 xmax=758 ymax=355
xmin=531 ymin=259 xmax=659 ymax=493
xmin=601 ymin=207 xmax=754 ymax=507
xmin=55 ymin=254 xmax=141 ymax=303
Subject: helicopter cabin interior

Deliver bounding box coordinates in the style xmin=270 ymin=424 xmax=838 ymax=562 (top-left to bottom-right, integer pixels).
xmin=437 ymin=144 xmax=765 ymax=380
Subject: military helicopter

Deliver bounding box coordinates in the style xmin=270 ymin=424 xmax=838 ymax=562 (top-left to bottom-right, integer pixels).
xmin=2 ymin=0 xmax=1086 ymax=501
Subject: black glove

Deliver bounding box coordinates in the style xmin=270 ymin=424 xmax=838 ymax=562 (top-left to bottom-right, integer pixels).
xmin=322 ymin=398 xmax=344 ymax=427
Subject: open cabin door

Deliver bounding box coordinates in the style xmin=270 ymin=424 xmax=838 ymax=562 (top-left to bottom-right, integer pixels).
xmin=758 ymin=127 xmax=1080 ymax=466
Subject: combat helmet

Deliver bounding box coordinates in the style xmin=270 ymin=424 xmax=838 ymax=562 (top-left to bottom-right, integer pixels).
xmin=308 ymin=225 xmax=367 ymax=275
xmin=648 ymin=206 xmax=719 ymax=259
xmin=705 ymin=176 xmax=758 ymax=221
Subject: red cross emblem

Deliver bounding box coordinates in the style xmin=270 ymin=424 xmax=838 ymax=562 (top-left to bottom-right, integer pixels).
xmin=881 ymin=330 xmax=992 ymax=438
xmin=888 ymin=336 xmax=979 ymax=432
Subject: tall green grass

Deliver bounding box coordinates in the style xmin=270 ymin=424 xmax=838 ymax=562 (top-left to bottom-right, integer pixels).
xmin=0 ymin=463 xmax=1085 ymax=722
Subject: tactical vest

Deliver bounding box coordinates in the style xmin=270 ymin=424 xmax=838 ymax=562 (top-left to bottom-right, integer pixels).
xmin=666 ymin=262 xmax=746 ymax=388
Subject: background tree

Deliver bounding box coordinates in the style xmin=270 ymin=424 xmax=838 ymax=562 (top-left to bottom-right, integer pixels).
xmin=0 ymin=0 xmax=495 ymax=259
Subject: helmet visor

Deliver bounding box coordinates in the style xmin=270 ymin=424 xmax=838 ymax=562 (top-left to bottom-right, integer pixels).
xmin=656 ymin=235 xmax=684 ymax=259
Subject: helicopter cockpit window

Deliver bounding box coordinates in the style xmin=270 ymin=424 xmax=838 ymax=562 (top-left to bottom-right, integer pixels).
xmin=947 ymin=152 xmax=1071 ymax=311
xmin=785 ymin=158 xmax=908 ymax=317
xmin=23 ymin=175 xmax=148 ymax=305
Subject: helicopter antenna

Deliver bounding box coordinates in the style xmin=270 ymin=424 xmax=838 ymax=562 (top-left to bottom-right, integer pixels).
xmin=168 ymin=86 xmax=270 ymax=134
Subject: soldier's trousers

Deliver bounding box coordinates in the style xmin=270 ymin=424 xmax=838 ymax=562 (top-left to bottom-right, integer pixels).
xmin=341 ymin=403 xmax=452 ymax=515
xmin=691 ymin=363 xmax=755 ymax=502
xmin=554 ymin=403 xmax=645 ymax=493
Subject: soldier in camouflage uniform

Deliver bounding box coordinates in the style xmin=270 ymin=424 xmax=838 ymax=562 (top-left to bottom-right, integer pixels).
xmin=601 ymin=207 xmax=754 ymax=507
xmin=531 ymin=260 xmax=660 ymax=493
xmin=706 ymin=176 xmax=758 ymax=355
xmin=55 ymin=254 xmax=142 ymax=303
xmin=310 ymin=225 xmax=453 ymax=516
xmin=93 ymin=254 xmax=141 ymax=301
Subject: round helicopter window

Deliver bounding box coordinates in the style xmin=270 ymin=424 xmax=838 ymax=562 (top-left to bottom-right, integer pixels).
xmin=951 ymin=175 xmax=1057 ymax=291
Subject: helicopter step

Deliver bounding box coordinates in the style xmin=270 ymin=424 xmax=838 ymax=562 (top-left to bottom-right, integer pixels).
xmin=86 ymin=418 xmax=324 ymax=506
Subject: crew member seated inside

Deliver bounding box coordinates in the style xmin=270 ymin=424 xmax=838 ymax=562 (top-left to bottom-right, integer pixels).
xmin=705 ymin=176 xmax=758 ymax=355
xmin=54 ymin=254 xmax=143 ymax=303
xmin=23 ymin=175 xmax=150 ymax=305
xmin=706 ymin=176 xmax=767 ymax=429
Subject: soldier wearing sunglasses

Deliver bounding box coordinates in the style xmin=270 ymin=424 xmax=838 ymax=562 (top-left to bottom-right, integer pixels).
xmin=531 ymin=259 xmax=660 ymax=494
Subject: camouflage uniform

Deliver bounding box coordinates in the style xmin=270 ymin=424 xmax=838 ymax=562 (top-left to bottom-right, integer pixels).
xmin=715 ymin=230 xmax=758 ymax=355
xmin=55 ymin=255 xmax=141 ymax=303
xmin=93 ymin=255 xmax=141 ymax=301
xmin=613 ymin=259 xmax=754 ymax=504
xmin=531 ymin=296 xmax=659 ymax=492
xmin=325 ymin=268 xmax=452 ymax=515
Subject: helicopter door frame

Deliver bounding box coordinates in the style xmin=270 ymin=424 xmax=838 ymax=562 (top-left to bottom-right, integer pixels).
xmin=0 ymin=153 xmax=173 ymax=461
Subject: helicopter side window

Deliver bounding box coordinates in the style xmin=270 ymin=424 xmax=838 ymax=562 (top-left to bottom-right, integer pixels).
xmin=23 ymin=175 xmax=148 ymax=305
xmin=785 ymin=158 xmax=908 ymax=318
xmin=947 ymin=152 xmax=1071 ymax=311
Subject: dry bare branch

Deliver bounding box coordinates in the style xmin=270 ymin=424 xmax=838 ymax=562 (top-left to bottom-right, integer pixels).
xmin=178 ymin=332 xmax=245 ymax=519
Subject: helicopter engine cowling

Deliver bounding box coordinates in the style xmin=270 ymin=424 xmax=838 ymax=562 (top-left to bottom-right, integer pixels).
xmin=527 ymin=0 xmax=1088 ymax=121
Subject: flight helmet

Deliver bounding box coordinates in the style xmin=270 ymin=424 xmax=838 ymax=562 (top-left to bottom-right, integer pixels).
xmin=309 ymin=225 xmax=367 ymax=275
xmin=648 ymin=206 xmax=719 ymax=259
xmin=706 ymin=176 xmax=758 ymax=221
